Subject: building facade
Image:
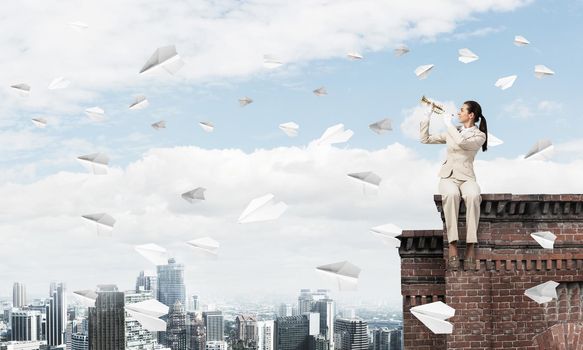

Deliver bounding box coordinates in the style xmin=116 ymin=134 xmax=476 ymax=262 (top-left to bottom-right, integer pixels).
xmin=88 ymin=285 xmax=125 ymax=350
xmin=46 ymin=282 xmax=66 ymax=347
xmin=333 ymin=319 xmax=367 ymax=350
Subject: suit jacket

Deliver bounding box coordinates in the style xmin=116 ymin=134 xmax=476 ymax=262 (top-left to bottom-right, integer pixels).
xmin=420 ymin=119 xmax=486 ymax=181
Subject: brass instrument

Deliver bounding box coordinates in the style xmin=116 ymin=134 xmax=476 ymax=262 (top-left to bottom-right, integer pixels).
xmin=420 ymin=95 xmax=445 ymax=114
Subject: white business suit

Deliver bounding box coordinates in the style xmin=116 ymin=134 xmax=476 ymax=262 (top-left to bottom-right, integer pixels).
xmin=420 ymin=118 xmax=486 ymax=243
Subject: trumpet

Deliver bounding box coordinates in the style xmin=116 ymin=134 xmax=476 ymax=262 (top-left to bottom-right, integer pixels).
xmin=420 ymin=95 xmax=445 ymax=114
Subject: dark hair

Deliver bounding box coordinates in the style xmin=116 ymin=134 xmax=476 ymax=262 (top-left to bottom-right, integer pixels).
xmin=464 ymin=100 xmax=488 ymax=152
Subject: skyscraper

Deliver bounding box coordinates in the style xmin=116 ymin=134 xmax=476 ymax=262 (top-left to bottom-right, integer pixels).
xmin=12 ymin=282 xmax=27 ymax=308
xmin=235 ymin=314 xmax=258 ymax=343
xmin=203 ymin=311 xmax=224 ymax=342
xmin=278 ymin=304 xmax=292 ymax=318
xmin=72 ymin=333 xmax=90 ymax=350
xmin=313 ymin=298 xmax=335 ymax=349
xmin=125 ymin=290 xmax=157 ymax=349
xmin=46 ymin=282 xmax=67 ymax=347
xmin=88 ymin=285 xmax=125 ymax=350
xmin=257 ymin=320 xmax=274 ymax=350
xmin=333 ymin=319 xmax=367 ymax=350
xmin=187 ymin=312 xmax=206 ymax=350
xmin=166 ymin=300 xmax=187 ymax=350
xmin=136 ymin=270 xmax=158 ymax=296
xmin=372 ymin=328 xmax=401 ymax=350
xmin=157 ymin=259 xmax=186 ymax=308
xmin=274 ymin=315 xmax=314 ymax=350
xmin=10 ymin=310 xmax=42 ymax=341
xmin=190 ymin=295 xmax=199 ymax=312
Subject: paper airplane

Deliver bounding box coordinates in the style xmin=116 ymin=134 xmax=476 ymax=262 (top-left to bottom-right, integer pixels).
xmin=238 ymin=193 xmax=287 ymax=224
xmin=68 ymin=21 xmax=89 ymax=30
xmin=316 ymin=261 xmax=361 ymax=291
xmin=279 ymin=122 xmax=299 ymax=137
xmin=135 ymin=243 xmax=169 ymax=266
xmin=31 ymin=118 xmax=47 ymax=128
xmin=152 ymin=120 xmax=166 ymax=130
xmin=487 ymin=133 xmax=504 ymax=147
xmin=239 ymin=97 xmax=253 ymax=107
xmin=199 ymin=121 xmax=214 ymax=133
xmin=48 ymin=77 xmax=71 ymax=90
xmin=139 ymin=45 xmax=184 ymax=75
xmin=524 ymin=139 xmax=554 ymax=160
xmin=347 ymin=52 xmax=363 ymax=60
xmin=394 ymin=45 xmax=410 ymax=57
xmin=414 ymin=64 xmax=434 ymax=80
xmin=458 ymin=48 xmax=479 ymax=64
xmin=370 ymin=223 xmax=402 ymax=248
xmin=263 ymin=54 xmax=283 ymax=69
xmin=494 ymin=75 xmax=517 ymax=90
xmin=10 ymin=83 xmax=31 ymax=96
xmin=514 ymin=35 xmax=530 ymax=46
xmin=534 ymin=65 xmax=555 ymax=79
xmin=82 ymin=213 xmax=116 ymax=235
xmin=410 ymin=301 xmax=455 ymax=334
xmin=129 ymin=95 xmax=149 ymax=110
xmin=315 ymin=124 xmax=353 ymax=146
xmin=524 ymin=281 xmax=559 ymax=304
xmin=530 ymin=231 xmax=557 ymax=249
xmin=85 ymin=107 xmax=105 ymax=121
xmin=77 ymin=153 xmax=109 ymax=174
xmin=186 ymin=237 xmax=220 ymax=255
xmin=125 ymin=299 xmax=169 ymax=332
xmin=313 ymin=86 xmax=327 ymax=96
xmin=369 ymin=118 xmax=392 ymax=134
xmin=348 ymin=172 xmax=382 ymax=187
xmin=73 ymin=290 xmax=97 ymax=307
xmin=182 ymin=187 xmax=206 ymax=203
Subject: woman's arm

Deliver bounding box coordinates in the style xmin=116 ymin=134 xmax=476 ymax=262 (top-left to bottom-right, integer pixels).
xmin=444 ymin=124 xmax=485 ymax=151
xmin=420 ymin=115 xmax=446 ymax=144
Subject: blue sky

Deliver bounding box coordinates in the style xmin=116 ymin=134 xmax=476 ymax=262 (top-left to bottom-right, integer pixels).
xmin=2 ymin=0 xmax=583 ymax=306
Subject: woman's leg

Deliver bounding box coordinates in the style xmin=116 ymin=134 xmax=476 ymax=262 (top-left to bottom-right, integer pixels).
xmin=460 ymin=180 xmax=481 ymax=244
xmin=461 ymin=180 xmax=481 ymax=267
xmin=439 ymin=178 xmax=462 ymax=246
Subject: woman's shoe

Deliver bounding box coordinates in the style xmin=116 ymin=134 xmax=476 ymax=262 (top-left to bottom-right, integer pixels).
xmin=448 ymin=256 xmax=460 ymax=271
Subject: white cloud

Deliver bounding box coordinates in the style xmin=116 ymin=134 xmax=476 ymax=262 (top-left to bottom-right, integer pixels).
xmin=2 ymin=142 xmax=582 ymax=305
xmin=450 ymin=25 xmax=506 ymax=41
xmin=502 ymin=99 xmax=564 ymax=119
xmin=0 ymin=0 xmax=531 ymax=117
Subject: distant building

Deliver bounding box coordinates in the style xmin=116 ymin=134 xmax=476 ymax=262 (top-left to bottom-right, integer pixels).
xmin=205 ymin=340 xmax=227 ymax=350
xmin=135 ymin=271 xmax=158 ymax=296
xmin=203 ymin=311 xmax=224 ymax=342
xmin=125 ymin=290 xmax=157 ymax=349
xmin=46 ymin=282 xmax=67 ymax=347
xmin=12 ymin=283 xmax=27 ymax=308
xmin=310 ymin=335 xmax=330 ymax=350
xmin=187 ymin=312 xmax=206 ymax=350
xmin=235 ymin=315 xmax=258 ymax=343
xmin=71 ymin=333 xmax=89 ymax=350
xmin=166 ymin=301 xmax=187 ymax=350
xmin=0 ymin=340 xmax=43 ymax=350
xmin=256 ymin=320 xmax=274 ymax=350
xmin=334 ymin=319 xmax=367 ymax=350
xmin=10 ymin=310 xmax=42 ymax=341
xmin=278 ymin=304 xmax=292 ymax=318
xmin=371 ymin=328 xmax=401 ymax=350
xmin=88 ymin=285 xmax=125 ymax=350
xmin=274 ymin=314 xmax=320 ymax=350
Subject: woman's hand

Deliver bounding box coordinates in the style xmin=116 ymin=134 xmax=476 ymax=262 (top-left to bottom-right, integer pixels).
xmin=443 ymin=113 xmax=453 ymax=127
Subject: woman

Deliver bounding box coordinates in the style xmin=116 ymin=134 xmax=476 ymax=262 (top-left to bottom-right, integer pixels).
xmin=420 ymin=100 xmax=488 ymax=270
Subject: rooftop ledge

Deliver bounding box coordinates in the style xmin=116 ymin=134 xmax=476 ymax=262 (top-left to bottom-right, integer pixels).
xmin=433 ymin=193 xmax=583 ymax=222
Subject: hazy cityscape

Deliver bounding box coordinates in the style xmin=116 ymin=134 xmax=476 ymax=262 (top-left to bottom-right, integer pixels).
xmin=0 ymin=257 xmax=402 ymax=350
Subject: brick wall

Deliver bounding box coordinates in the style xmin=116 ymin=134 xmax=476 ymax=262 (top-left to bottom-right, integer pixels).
xmin=399 ymin=194 xmax=583 ymax=350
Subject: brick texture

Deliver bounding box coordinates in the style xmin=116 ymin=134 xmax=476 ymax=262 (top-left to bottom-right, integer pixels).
xmin=399 ymin=194 xmax=583 ymax=350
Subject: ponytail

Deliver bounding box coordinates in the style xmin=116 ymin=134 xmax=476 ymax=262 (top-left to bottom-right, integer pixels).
xmin=478 ymin=116 xmax=488 ymax=152
xmin=464 ymin=100 xmax=488 ymax=152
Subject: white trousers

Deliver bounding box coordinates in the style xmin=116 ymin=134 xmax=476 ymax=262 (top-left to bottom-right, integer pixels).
xmin=438 ymin=178 xmax=481 ymax=243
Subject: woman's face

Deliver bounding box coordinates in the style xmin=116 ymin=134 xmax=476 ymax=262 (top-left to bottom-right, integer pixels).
xmin=457 ymin=104 xmax=474 ymax=123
